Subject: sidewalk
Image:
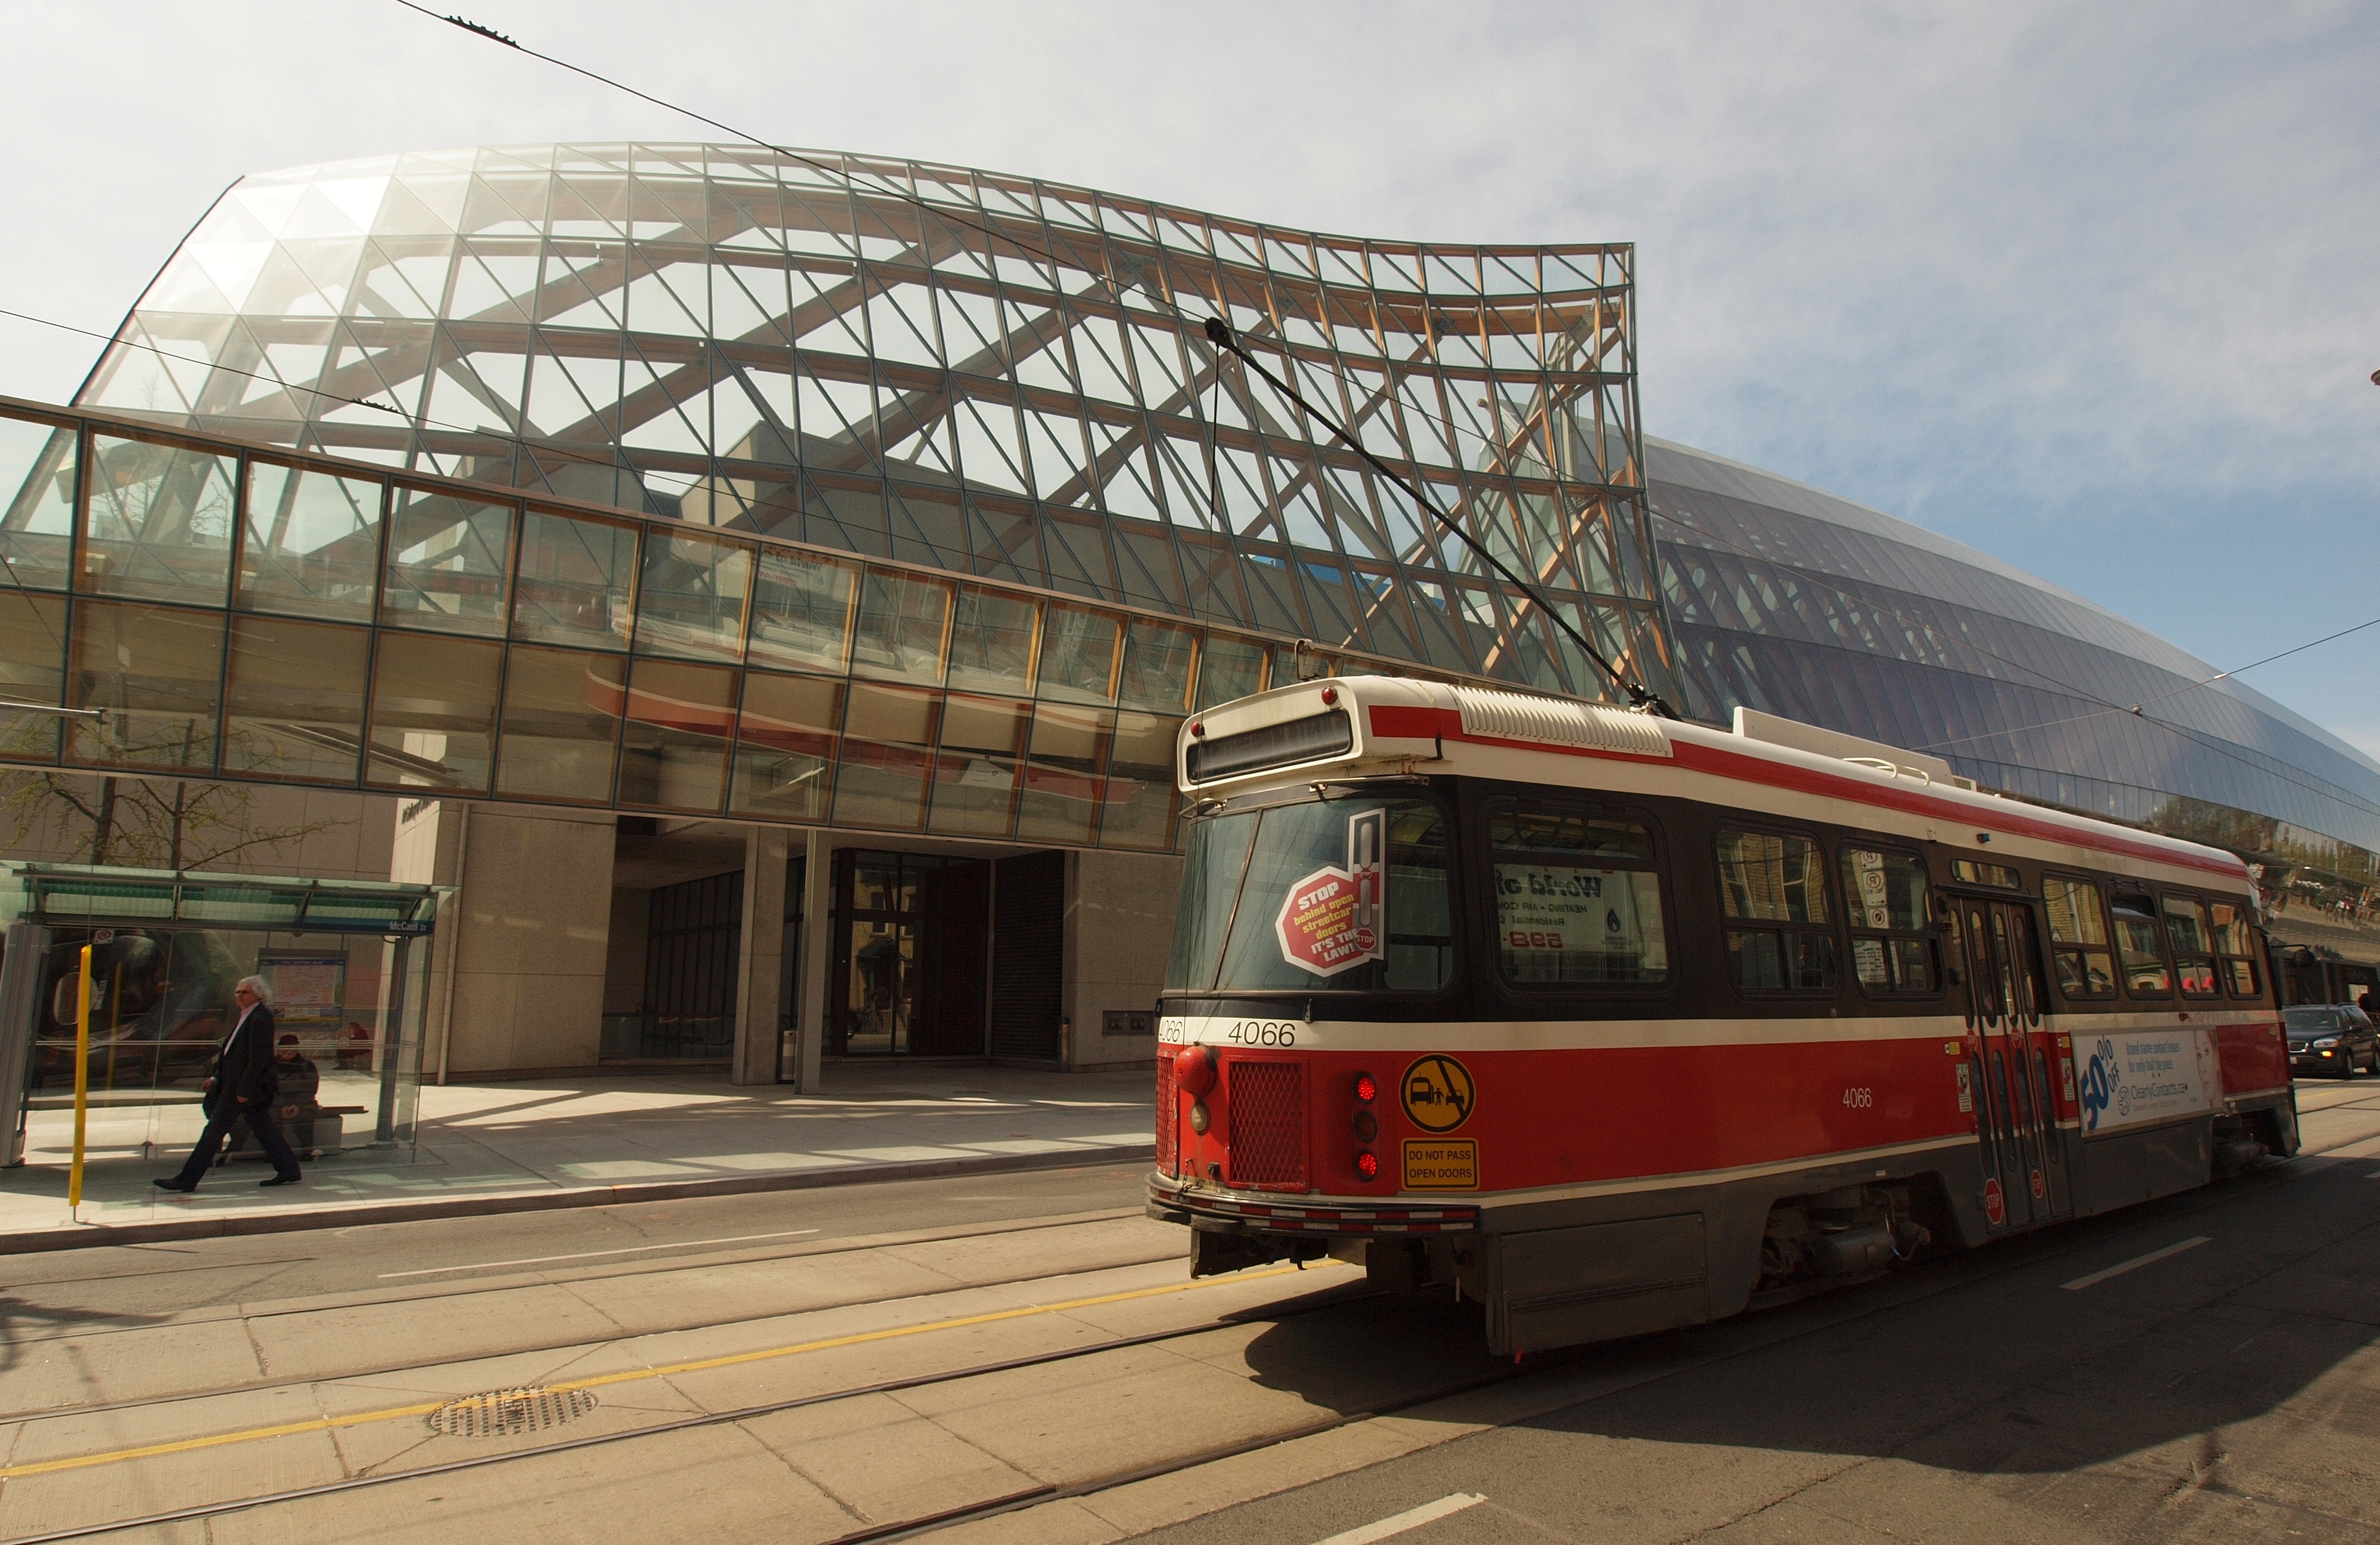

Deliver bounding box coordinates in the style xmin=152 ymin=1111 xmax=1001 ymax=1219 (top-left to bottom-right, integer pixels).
xmin=0 ymin=1062 xmax=1154 ymax=1252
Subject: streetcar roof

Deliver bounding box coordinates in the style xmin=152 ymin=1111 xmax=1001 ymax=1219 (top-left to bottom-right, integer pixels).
xmin=1176 ymin=675 xmax=2253 ymax=889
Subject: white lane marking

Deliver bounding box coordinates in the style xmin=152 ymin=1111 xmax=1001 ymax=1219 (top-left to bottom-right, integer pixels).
xmin=377 ymin=1228 xmax=819 ymax=1278
xmin=2060 ymin=1236 xmax=2211 ymax=1291
xmin=1309 ymin=1493 xmax=1489 ymax=1545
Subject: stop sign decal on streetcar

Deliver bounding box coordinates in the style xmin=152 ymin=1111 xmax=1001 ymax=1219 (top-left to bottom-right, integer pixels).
xmin=1272 ymin=807 xmax=1388 ymax=977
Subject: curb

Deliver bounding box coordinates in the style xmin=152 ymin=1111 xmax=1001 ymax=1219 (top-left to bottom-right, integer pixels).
xmin=0 ymin=1142 xmax=1156 ymax=1256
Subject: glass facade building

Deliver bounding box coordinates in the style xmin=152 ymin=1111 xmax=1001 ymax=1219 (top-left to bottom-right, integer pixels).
xmin=23 ymin=141 xmax=2380 ymax=905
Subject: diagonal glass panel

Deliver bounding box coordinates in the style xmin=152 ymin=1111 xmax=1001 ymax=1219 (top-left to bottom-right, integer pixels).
xmin=1038 ymin=602 xmax=1120 ymax=704
xmin=635 ymin=530 xmax=752 ymax=661
xmin=1015 ymin=703 xmax=1111 ymax=845
xmin=946 ymin=585 xmax=1037 ymax=695
xmin=1117 ymin=618 xmax=1197 ymax=711
xmin=238 ymin=459 xmax=382 ymax=622
xmin=513 ymin=507 xmax=637 ymax=650
xmin=493 ymin=644 xmax=627 ymax=803
xmin=748 ymin=547 xmax=856 ymax=672
xmin=65 ymin=600 xmax=224 ymax=772
xmin=1196 ymin=634 xmax=1267 ymax=709
xmin=849 ymin=567 xmax=951 ymax=685
xmin=379 ymin=485 xmax=514 ymax=637
xmin=728 ymin=668 xmax=842 ymax=823
xmin=1097 ymin=711 xmax=1181 ymax=851
xmin=222 ymin=615 xmax=369 ymax=784
xmin=927 ymin=693 xmax=1027 ymax=836
xmin=364 ymin=631 xmax=501 ymax=792
xmin=0 ymin=414 xmax=81 ymax=592
xmin=80 ymin=433 xmax=238 ymax=608
xmin=617 ymin=656 xmax=736 ymax=813
xmin=834 ymin=681 xmax=939 ymax=829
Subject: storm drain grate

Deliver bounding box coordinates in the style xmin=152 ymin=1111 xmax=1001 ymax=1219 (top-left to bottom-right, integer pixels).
xmin=425 ymin=1386 xmax=599 ymax=1438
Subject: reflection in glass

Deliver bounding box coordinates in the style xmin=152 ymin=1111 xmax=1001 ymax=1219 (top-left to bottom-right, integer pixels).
xmin=1117 ymin=619 xmax=1196 ymax=711
xmin=66 ymin=600 xmax=223 ymax=771
xmin=1038 ymin=603 xmax=1119 ymax=703
xmin=946 ymin=587 xmax=1037 ymax=695
xmin=513 ymin=509 xmax=636 ymax=650
xmin=0 ymin=416 xmax=80 ymax=591
xmin=617 ymin=657 xmax=736 ymax=813
xmin=0 ymin=592 xmax=65 ymax=763
xmin=748 ymin=549 xmax=856 ymax=672
xmin=730 ymin=670 xmax=842 ymax=821
xmin=365 ymin=631 xmax=502 ymax=792
xmin=222 ymin=616 xmax=370 ymax=783
xmin=1099 ymin=712 xmax=1181 ymax=850
xmin=495 ymin=646 xmax=627 ymax=802
xmin=1196 ymin=634 xmax=1266 ymax=708
xmin=637 ymin=531 xmax=752 ymax=661
xmin=850 ymin=568 xmax=951 ymax=684
xmin=1016 ymin=703 xmax=1111 ymax=844
xmin=239 ymin=461 xmax=383 ymax=622
xmin=834 ymin=682 xmax=939 ymax=828
xmin=928 ymin=695 xmax=1026 ymax=836
xmin=81 ymin=434 xmax=238 ymax=608
xmin=380 ymin=486 xmax=515 ymax=636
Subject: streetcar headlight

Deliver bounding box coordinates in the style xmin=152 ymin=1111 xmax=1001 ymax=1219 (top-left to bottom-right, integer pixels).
xmin=1188 ymin=1100 xmax=1210 ymax=1134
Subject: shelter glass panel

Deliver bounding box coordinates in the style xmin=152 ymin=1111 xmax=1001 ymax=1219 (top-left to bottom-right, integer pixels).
xmin=513 ymin=508 xmax=636 ymax=650
xmin=927 ymin=694 xmax=1027 ymax=836
xmin=65 ymin=600 xmax=223 ymax=772
xmin=834 ymin=682 xmax=939 ymax=829
xmin=0 ymin=413 xmax=78 ymax=591
xmin=222 ymin=615 xmax=370 ymax=785
xmin=380 ymin=485 xmax=515 ymax=637
xmin=728 ymin=670 xmax=842 ymax=823
xmin=80 ymin=434 xmax=238 ymax=608
xmin=617 ymin=657 xmax=735 ymax=813
xmin=0 ymin=592 xmax=66 ymax=763
xmin=238 ymin=461 xmax=383 ymax=623
xmin=364 ymin=631 xmax=502 ymax=793
xmin=850 ymin=568 xmax=951 ymax=685
xmin=494 ymin=645 xmax=627 ymax=802
xmin=637 ymin=530 xmax=752 ymax=661
xmin=747 ymin=549 xmax=856 ymax=672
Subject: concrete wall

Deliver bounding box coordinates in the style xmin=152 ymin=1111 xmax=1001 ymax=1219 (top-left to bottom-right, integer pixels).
xmin=602 ymin=888 xmax=648 ymax=1015
xmin=1062 ymin=847 xmax=1182 ymax=1071
xmin=393 ymin=801 xmax=615 ymax=1078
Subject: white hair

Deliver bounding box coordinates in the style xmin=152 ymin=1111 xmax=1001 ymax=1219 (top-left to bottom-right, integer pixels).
xmin=236 ymin=974 xmax=275 ymax=1007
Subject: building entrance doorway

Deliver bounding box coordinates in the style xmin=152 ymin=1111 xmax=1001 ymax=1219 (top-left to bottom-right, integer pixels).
xmin=830 ymin=851 xmax=988 ymax=1055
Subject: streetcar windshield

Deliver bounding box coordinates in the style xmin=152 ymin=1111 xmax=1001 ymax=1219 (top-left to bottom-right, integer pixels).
xmin=1165 ymin=796 xmax=1452 ymax=994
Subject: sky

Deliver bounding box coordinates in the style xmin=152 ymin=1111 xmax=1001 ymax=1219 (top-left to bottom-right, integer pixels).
xmin=2 ymin=1 xmax=2373 ymax=756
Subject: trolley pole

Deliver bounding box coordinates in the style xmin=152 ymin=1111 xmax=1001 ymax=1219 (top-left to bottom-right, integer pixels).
xmin=69 ymin=943 xmax=92 ymax=1213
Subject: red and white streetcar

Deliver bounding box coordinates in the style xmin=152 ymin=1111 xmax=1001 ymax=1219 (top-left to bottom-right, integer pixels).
xmin=1148 ymin=674 xmax=2296 ymax=1355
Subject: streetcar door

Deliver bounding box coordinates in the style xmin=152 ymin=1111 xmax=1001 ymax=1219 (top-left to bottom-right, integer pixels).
xmin=1953 ymin=896 xmax=2057 ymax=1229
xmin=1996 ymin=903 xmax=2072 ymax=1217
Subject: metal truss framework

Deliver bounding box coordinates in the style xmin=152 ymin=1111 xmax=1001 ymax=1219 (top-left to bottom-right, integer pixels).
xmin=79 ymin=143 xmax=1682 ymax=708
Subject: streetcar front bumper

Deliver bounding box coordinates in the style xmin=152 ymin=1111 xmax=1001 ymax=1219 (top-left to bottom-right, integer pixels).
xmin=1146 ymin=1172 xmax=1479 ymax=1239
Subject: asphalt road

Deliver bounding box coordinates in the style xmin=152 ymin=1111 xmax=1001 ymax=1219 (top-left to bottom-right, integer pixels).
xmin=2 ymin=1078 xmax=2373 ymax=1545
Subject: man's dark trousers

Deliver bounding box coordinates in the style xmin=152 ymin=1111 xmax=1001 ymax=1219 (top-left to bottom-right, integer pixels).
xmin=172 ymin=1095 xmax=301 ymax=1185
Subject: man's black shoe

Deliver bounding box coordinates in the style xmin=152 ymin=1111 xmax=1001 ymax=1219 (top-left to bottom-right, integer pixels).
xmin=152 ymin=1178 xmax=196 ymax=1193
xmin=259 ymin=1174 xmax=302 ymax=1187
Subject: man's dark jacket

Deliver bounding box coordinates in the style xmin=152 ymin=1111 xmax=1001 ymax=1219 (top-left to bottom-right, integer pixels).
xmin=212 ymin=1004 xmax=280 ymax=1105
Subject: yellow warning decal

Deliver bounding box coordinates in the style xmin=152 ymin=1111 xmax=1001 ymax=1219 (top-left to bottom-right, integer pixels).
xmin=1403 ymin=1138 xmax=1478 ymax=1190
xmin=1401 ymin=1053 xmax=1474 ymax=1134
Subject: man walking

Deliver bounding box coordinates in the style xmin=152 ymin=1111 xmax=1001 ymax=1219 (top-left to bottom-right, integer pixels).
xmin=155 ymin=975 xmax=302 ymax=1191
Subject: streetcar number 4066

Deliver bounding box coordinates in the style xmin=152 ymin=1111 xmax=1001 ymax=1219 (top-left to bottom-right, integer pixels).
xmin=1841 ymin=1087 xmax=1873 ymax=1108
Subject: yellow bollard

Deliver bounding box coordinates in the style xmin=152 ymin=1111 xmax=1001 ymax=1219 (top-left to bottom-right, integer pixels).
xmin=70 ymin=944 xmax=92 ymax=1212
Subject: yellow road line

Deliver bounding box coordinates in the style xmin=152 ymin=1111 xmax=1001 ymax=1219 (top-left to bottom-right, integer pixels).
xmin=0 ymin=1261 xmax=1346 ymax=1480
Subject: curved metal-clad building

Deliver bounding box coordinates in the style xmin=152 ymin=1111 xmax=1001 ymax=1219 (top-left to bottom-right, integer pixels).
xmin=70 ymin=142 xmax=2380 ymax=903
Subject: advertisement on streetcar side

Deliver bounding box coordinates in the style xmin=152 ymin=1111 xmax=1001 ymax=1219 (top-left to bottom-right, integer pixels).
xmin=2075 ymin=1028 xmax=2219 ymax=1135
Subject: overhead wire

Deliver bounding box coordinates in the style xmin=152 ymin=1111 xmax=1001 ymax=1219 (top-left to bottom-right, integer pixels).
xmin=387 ymin=2 xmax=1671 ymax=713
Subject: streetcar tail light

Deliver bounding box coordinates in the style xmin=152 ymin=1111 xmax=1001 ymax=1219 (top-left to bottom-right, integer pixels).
xmin=1174 ymin=1044 xmax=1217 ymax=1099
xmin=1353 ymin=1071 xmax=1377 ymax=1103
xmin=1354 ymin=1150 xmax=1380 ymax=1182
xmin=1352 ymin=1109 xmax=1378 ymax=1143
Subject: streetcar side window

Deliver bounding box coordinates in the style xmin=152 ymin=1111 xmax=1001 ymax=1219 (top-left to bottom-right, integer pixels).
xmin=1838 ymin=845 xmax=1936 ymax=993
xmin=1207 ymin=797 xmax=1453 ymax=993
xmin=2209 ymin=897 xmax=2262 ymax=998
xmin=2041 ymin=875 xmax=2116 ymax=999
xmin=1715 ymin=828 xmax=1838 ymax=993
xmin=2108 ymin=890 xmax=2172 ymax=998
xmin=1487 ymin=802 xmax=1668 ymax=986
xmin=2161 ymin=894 xmax=2221 ymax=998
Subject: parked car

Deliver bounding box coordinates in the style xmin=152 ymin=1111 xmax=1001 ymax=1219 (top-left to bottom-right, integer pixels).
xmin=2284 ymin=1004 xmax=2379 ymax=1079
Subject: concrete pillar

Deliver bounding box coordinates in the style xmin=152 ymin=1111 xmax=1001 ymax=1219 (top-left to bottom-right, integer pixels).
xmin=394 ymin=802 xmax=615 ymax=1078
xmin=732 ymin=826 xmax=790 ymax=1086
xmin=1062 ymin=847 xmax=1183 ymax=1071
xmin=792 ymin=829 xmax=832 ymax=1092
